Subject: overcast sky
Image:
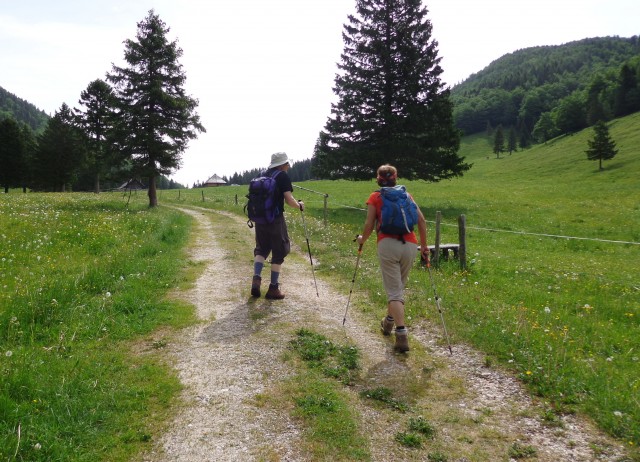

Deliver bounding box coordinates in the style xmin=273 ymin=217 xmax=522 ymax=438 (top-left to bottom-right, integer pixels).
xmin=1 ymin=0 xmax=638 ymax=186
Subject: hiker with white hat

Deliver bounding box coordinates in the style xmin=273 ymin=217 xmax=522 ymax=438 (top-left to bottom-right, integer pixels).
xmin=250 ymin=152 xmax=304 ymax=299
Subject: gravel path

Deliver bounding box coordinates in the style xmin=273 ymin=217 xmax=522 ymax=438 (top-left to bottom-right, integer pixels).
xmin=141 ymin=207 xmax=628 ymax=462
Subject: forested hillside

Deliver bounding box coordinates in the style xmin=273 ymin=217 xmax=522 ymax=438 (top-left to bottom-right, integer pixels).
xmin=0 ymin=86 xmax=49 ymax=133
xmin=451 ymin=36 xmax=640 ymax=142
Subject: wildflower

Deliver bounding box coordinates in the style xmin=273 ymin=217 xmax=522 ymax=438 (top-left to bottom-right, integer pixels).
xmin=526 ymin=370 xmax=532 ymax=375
xmin=606 ymin=357 xmax=613 ymax=362
xmin=614 ymin=411 xmax=623 ymax=417
xmin=105 ymin=292 xmax=112 ymax=298
xmin=5 ymin=351 xmax=12 ymax=357
xmin=544 ymin=307 xmax=551 ymax=314
xmin=34 ymin=443 xmax=42 ymax=450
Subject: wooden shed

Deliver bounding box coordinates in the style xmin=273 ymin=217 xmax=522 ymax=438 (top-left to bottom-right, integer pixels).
xmin=203 ymin=174 xmax=227 ymax=187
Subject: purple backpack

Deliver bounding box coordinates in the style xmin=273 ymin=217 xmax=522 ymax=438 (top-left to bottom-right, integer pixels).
xmin=245 ymin=170 xmax=282 ymax=226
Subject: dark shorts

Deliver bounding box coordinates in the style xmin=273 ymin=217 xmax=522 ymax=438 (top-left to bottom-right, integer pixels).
xmin=254 ymin=214 xmax=290 ymax=265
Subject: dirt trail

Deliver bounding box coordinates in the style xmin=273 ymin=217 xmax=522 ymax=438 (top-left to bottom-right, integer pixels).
xmin=141 ymin=207 xmax=627 ymax=462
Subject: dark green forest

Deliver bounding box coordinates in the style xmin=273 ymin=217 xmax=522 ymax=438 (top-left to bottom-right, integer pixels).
xmin=194 ymin=158 xmax=314 ymax=188
xmin=452 ymin=36 xmax=640 ymax=143
xmin=0 ymin=87 xmax=49 ymax=133
xmin=0 ymin=86 xmax=185 ymax=193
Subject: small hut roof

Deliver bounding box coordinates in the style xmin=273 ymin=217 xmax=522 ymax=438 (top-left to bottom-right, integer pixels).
xmin=204 ymin=174 xmax=226 ymax=185
xmin=117 ymin=178 xmax=146 ymax=190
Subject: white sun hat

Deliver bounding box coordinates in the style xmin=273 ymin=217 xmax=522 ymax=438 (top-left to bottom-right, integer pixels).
xmin=268 ymin=152 xmax=290 ymax=169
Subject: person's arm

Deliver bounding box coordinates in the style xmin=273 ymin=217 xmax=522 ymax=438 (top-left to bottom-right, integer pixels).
xmin=357 ymin=203 xmax=377 ymax=245
xmin=283 ymin=191 xmax=304 ymax=210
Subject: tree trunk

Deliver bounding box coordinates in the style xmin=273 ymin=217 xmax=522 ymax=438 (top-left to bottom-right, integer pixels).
xmin=94 ymin=173 xmax=100 ymax=194
xmin=148 ymin=175 xmax=158 ymax=207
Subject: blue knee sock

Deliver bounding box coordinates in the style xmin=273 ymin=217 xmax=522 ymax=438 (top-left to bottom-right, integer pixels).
xmin=270 ymin=270 xmax=280 ymax=286
xmin=254 ymin=261 xmax=264 ymax=277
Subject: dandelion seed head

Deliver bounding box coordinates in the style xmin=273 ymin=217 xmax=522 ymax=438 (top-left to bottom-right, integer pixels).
xmin=5 ymin=351 xmax=12 ymax=357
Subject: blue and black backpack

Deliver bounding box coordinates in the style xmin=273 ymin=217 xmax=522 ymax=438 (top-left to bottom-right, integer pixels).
xmin=245 ymin=169 xmax=282 ymax=227
xmin=378 ymin=185 xmax=418 ymax=241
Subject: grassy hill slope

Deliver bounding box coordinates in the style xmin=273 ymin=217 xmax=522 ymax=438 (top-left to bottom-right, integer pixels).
xmin=414 ymin=112 xmax=640 ymax=243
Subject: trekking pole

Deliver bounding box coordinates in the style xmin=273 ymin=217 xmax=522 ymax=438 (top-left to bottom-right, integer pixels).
xmin=300 ymin=209 xmax=319 ymax=297
xmin=342 ymin=237 xmax=363 ymax=326
xmin=425 ymin=257 xmax=453 ymax=355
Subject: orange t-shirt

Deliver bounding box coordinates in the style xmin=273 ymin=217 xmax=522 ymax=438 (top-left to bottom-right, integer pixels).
xmin=366 ymin=191 xmax=418 ymax=244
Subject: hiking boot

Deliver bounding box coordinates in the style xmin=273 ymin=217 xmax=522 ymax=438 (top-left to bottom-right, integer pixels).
xmin=381 ymin=317 xmax=394 ymax=336
xmin=394 ymin=328 xmax=409 ymax=353
xmin=265 ymin=283 xmax=285 ymax=300
xmin=251 ymin=275 xmax=261 ymax=298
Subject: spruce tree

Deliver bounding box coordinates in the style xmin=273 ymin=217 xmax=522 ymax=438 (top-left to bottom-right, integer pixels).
xmin=108 ymin=10 xmax=205 ymax=207
xmin=315 ymin=0 xmax=468 ymax=180
xmin=493 ymin=124 xmax=505 ymax=158
xmin=33 ymin=104 xmax=87 ymax=192
xmin=0 ymin=118 xmax=24 ymax=193
xmin=507 ymin=126 xmax=517 ymax=154
xmin=585 ymin=120 xmax=618 ymax=170
xmin=75 ymin=79 xmax=119 ymax=193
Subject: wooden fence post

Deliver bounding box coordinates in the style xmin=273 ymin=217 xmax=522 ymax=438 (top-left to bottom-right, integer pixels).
xmin=202 ymin=190 xmax=205 ymax=202
xmin=434 ymin=211 xmax=442 ymax=267
xmin=458 ymin=214 xmax=467 ymax=271
xmin=323 ymin=195 xmax=328 ymax=227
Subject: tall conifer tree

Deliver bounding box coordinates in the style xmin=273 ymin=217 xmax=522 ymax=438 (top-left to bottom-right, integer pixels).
xmin=33 ymin=104 xmax=87 ymax=192
xmin=0 ymin=118 xmax=25 ymax=193
xmin=75 ymin=79 xmax=119 ymax=193
xmin=108 ymin=10 xmax=205 ymax=207
xmin=314 ymin=0 xmax=468 ymax=180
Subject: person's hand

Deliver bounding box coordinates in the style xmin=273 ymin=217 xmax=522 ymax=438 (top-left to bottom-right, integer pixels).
xmin=356 ymin=234 xmax=365 ymax=245
xmin=421 ymin=246 xmax=431 ymax=265
xmin=298 ymin=201 xmax=304 ymax=211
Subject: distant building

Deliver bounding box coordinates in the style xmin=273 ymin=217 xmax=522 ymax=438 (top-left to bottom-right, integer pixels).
xmin=203 ymin=174 xmax=227 ymax=187
xmin=117 ymin=178 xmax=146 ymax=190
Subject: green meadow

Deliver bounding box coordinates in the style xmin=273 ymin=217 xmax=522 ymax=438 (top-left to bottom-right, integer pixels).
xmin=0 ymin=112 xmax=638 ymax=460
xmin=0 ymin=194 xmax=196 ymax=461
xmin=163 ymin=112 xmax=640 ymax=449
